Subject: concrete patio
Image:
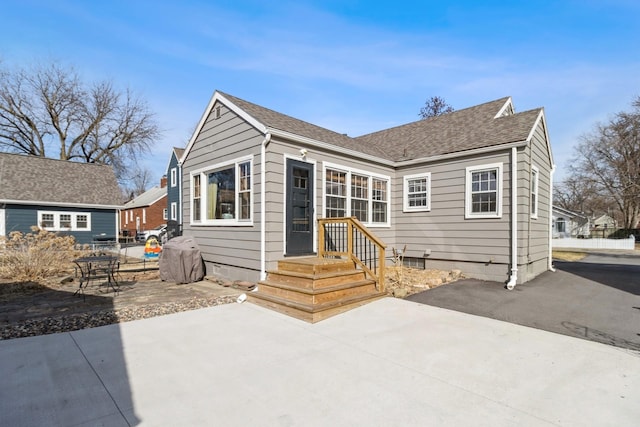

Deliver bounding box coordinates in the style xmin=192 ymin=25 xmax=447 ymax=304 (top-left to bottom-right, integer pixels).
xmin=1 ymin=297 xmax=639 ymax=426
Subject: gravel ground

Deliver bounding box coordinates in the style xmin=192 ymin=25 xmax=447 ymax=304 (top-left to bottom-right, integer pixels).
xmin=1 ymin=295 xmax=237 ymax=340
xmin=0 ymin=271 xmax=243 ymax=341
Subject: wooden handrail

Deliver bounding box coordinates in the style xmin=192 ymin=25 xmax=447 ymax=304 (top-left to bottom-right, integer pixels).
xmin=318 ymin=217 xmax=386 ymax=292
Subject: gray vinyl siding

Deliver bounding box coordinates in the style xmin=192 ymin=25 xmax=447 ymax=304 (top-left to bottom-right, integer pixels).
xmin=395 ymin=151 xmax=512 ymax=267
xmin=262 ymin=139 xmax=396 ymax=271
xmin=3 ymin=204 xmax=116 ymax=244
xmin=519 ymin=119 xmax=552 ymax=281
xmin=181 ymin=101 xmax=263 ymax=278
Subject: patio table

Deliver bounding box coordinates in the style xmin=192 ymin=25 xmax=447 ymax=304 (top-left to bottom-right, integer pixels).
xmin=73 ymin=255 xmax=120 ymax=300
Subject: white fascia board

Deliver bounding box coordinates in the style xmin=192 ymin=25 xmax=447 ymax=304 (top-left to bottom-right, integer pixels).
xmin=180 ymin=91 xmax=268 ymax=165
xmin=268 ymin=128 xmax=394 ymax=167
xmin=0 ymin=199 xmax=122 ymax=210
xmin=395 ymin=140 xmax=528 ymax=168
xmin=494 ymin=97 xmax=514 ymax=118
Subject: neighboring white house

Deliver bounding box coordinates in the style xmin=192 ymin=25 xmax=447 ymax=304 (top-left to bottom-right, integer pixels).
xmin=552 ymin=206 xmax=589 ymax=238
xmin=592 ymin=214 xmax=617 ymax=237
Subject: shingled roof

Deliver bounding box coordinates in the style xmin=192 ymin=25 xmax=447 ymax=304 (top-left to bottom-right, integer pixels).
xmin=123 ymin=185 xmax=166 ymax=209
xmin=0 ymin=153 xmax=123 ymax=208
xmin=217 ymin=92 xmax=543 ymax=163
xmin=219 ymin=92 xmax=390 ymax=159
xmin=355 ymin=98 xmax=542 ymax=161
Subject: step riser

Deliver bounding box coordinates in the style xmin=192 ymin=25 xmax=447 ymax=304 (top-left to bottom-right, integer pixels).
xmin=248 ymin=294 xmax=385 ymax=323
xmin=258 ymin=282 xmax=379 ymax=305
xmin=266 ymin=272 xmax=366 ymax=289
xmin=277 ymin=259 xmax=354 ymax=275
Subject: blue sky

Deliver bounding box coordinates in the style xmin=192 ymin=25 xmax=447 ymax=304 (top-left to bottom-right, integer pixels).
xmin=2 ymin=0 xmax=639 ymax=186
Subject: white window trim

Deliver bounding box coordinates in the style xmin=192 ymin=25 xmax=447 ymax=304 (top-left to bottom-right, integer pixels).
xmin=403 ymin=172 xmax=431 ymax=212
xmin=531 ymin=165 xmax=539 ymax=219
xmin=170 ymin=202 xmax=177 ymax=221
xmin=170 ymin=168 xmax=177 ymax=187
xmin=142 ymin=208 xmax=147 ymax=224
xmin=37 ymin=211 xmax=92 ymax=231
xmin=322 ymin=161 xmax=391 ymax=227
xmin=190 ymin=155 xmax=254 ymax=226
xmin=163 ymin=208 xmax=168 ymax=220
xmin=465 ymin=162 xmax=503 ymax=219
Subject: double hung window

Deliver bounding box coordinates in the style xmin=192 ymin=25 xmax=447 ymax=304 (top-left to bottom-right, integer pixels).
xmin=403 ymin=173 xmax=431 ymax=212
xmin=324 ymin=163 xmax=389 ymax=226
xmin=531 ymin=165 xmax=539 ymax=219
xmin=465 ymin=163 xmax=503 ymax=219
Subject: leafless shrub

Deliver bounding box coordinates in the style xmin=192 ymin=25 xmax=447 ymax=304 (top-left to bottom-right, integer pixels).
xmin=0 ymin=227 xmax=86 ymax=281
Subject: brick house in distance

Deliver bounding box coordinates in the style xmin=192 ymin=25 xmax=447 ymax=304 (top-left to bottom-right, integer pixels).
xmin=120 ymin=176 xmax=168 ymax=237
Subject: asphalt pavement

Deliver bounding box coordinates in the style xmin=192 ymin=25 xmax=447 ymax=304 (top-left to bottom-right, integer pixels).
xmin=407 ymin=252 xmax=640 ymax=351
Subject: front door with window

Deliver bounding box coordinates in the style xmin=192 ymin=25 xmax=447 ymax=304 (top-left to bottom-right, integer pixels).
xmin=286 ymin=159 xmax=314 ymax=255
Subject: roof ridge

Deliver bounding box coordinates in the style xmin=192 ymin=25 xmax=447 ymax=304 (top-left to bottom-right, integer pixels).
xmin=355 ymin=96 xmax=511 ymax=139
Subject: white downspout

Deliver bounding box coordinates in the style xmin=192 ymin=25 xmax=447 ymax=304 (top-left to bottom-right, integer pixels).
xmin=548 ymin=164 xmax=556 ymax=272
xmin=506 ymin=147 xmax=519 ymax=290
xmin=260 ymin=133 xmax=272 ymax=281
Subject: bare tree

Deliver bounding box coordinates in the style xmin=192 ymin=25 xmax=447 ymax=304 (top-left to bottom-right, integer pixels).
xmin=553 ymin=177 xmax=606 ymax=216
xmin=419 ymin=96 xmax=454 ymax=119
xmin=0 ymin=61 xmax=160 ymax=177
xmin=568 ymin=96 xmax=640 ymax=229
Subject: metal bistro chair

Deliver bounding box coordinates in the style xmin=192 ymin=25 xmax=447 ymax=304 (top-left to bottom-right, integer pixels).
xmin=74 ymin=253 xmax=120 ymax=300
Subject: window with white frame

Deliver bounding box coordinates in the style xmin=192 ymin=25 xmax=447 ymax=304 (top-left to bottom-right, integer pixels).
xmin=142 ymin=208 xmax=146 ymax=224
xmin=38 ymin=211 xmax=91 ymax=231
xmin=170 ymin=202 xmax=177 ymax=221
xmin=170 ymin=168 xmax=177 ymax=187
xmin=325 ymin=169 xmax=347 ymax=218
xmin=163 ymin=208 xmax=168 ymax=220
xmin=191 ymin=157 xmax=252 ymax=224
xmin=531 ymin=165 xmax=539 ymax=219
xmin=324 ymin=164 xmax=389 ymax=226
xmin=193 ymin=175 xmax=201 ymax=221
xmin=465 ymin=163 xmax=503 ymax=219
xmin=403 ymin=173 xmax=431 ymax=212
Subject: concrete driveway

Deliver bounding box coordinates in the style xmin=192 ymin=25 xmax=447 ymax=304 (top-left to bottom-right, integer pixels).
xmin=407 ymin=252 xmax=640 ymax=351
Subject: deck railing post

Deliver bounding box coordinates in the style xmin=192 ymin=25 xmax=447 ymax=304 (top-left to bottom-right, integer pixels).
xmin=346 ymin=218 xmax=353 ymax=256
xmin=318 ymin=219 xmax=325 ymax=258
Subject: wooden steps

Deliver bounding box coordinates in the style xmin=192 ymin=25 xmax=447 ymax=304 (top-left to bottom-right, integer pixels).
xmin=249 ymin=257 xmax=385 ymax=323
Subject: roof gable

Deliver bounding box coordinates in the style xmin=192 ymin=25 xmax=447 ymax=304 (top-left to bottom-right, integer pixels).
xmin=0 ymin=153 xmax=123 ymax=207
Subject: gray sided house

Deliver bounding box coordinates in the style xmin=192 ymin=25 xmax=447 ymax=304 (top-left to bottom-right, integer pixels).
xmin=180 ymin=91 xmax=554 ymax=286
xmin=166 ymin=147 xmax=184 ymax=229
xmin=0 ymin=153 xmax=122 ymax=245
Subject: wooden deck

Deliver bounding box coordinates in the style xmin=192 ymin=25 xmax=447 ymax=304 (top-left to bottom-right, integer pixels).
xmin=248 ymin=257 xmax=385 ymax=323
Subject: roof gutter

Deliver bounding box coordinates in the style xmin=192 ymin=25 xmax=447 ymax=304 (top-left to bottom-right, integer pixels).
xmin=395 ymin=140 xmax=528 ymax=168
xmin=506 ymin=146 xmax=519 ymax=290
xmin=267 ymin=128 xmax=393 ymax=167
xmin=0 ymin=199 xmax=123 ymax=210
xmin=260 ymin=132 xmax=272 ymax=281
